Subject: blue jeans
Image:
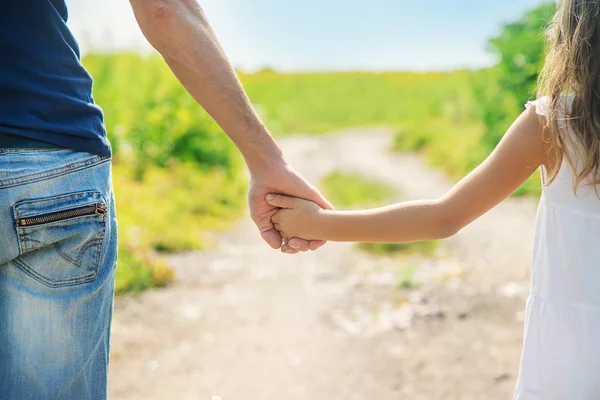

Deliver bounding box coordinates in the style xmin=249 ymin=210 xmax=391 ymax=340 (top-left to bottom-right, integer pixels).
xmin=0 ymin=148 xmax=118 ymax=399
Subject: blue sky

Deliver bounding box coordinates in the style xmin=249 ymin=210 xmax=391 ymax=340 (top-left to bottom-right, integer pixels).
xmin=68 ymin=0 xmax=550 ymax=72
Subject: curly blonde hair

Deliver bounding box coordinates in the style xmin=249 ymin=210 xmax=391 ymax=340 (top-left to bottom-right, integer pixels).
xmin=538 ymin=0 xmax=600 ymax=192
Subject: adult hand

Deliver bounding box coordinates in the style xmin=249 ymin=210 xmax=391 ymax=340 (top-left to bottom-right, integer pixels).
xmin=249 ymin=161 xmax=333 ymax=254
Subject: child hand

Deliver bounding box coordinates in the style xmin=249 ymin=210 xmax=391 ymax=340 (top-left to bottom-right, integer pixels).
xmin=266 ymin=194 xmax=325 ymax=242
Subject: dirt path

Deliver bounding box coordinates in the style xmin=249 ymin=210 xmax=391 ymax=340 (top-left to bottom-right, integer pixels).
xmin=108 ymin=130 xmax=538 ymax=400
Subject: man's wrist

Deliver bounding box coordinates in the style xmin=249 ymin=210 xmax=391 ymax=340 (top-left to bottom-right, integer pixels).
xmin=238 ymin=128 xmax=286 ymax=175
xmin=245 ymin=148 xmax=286 ymax=176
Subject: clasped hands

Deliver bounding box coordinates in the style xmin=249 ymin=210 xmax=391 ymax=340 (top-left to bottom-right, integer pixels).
xmin=267 ymin=193 xmax=325 ymax=250
xmin=248 ymin=162 xmax=332 ymax=254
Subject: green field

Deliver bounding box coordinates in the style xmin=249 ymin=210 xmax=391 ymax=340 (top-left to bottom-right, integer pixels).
xmin=240 ymin=70 xmax=476 ymax=135
xmin=321 ymin=171 xmax=397 ymax=209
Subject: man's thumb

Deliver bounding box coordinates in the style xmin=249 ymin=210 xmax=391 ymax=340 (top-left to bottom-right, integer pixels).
xmin=305 ymin=186 xmax=334 ymax=210
xmin=266 ymin=194 xmax=296 ymax=209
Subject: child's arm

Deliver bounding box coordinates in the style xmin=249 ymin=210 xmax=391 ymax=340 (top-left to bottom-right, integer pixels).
xmin=267 ymin=105 xmax=548 ymax=243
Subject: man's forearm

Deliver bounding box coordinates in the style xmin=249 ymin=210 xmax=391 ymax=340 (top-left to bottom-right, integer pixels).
xmin=130 ymin=0 xmax=283 ymax=172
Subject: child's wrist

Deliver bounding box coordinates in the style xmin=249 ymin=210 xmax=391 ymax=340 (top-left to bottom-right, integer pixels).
xmin=315 ymin=209 xmax=335 ymax=240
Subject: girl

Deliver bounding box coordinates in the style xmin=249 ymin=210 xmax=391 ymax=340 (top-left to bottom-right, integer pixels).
xmin=267 ymin=1 xmax=600 ymax=398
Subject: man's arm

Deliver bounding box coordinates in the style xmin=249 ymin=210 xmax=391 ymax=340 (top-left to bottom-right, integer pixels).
xmin=129 ymin=0 xmax=332 ymax=253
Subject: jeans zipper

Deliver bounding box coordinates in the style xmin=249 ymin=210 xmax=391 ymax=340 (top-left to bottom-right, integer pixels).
xmin=16 ymin=202 xmax=108 ymax=227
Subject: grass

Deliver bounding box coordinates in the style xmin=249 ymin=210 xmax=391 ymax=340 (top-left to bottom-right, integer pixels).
xmin=112 ymin=162 xmax=246 ymax=294
xmin=397 ymin=263 xmax=421 ymax=290
xmin=321 ymin=171 xmax=396 ymax=209
xmin=393 ymin=119 xmax=487 ymax=177
xmin=113 ymin=246 xmax=173 ymax=295
xmin=358 ymin=241 xmax=439 ymax=258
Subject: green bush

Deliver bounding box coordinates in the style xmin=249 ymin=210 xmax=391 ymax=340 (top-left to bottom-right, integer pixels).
xmin=112 ymin=162 xmax=246 ymax=293
xmin=86 ymin=53 xmax=242 ymax=175
xmin=393 ymin=3 xmax=555 ymax=197
xmin=473 ymin=4 xmax=555 ymax=153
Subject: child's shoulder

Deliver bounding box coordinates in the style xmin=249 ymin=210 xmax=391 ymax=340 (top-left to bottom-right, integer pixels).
xmin=525 ymin=94 xmax=575 ymax=119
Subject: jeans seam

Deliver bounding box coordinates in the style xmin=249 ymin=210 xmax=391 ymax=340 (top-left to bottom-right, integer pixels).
xmin=13 ymin=257 xmax=98 ymax=288
xmin=94 ymin=234 xmax=103 ymax=276
xmin=14 ymin=208 xmax=25 ymax=254
xmin=54 ymin=238 xmax=104 ymax=268
xmin=53 ymin=242 xmax=80 ymax=266
xmin=0 ymin=148 xmax=64 ymax=154
xmin=21 ymin=236 xmax=42 ymax=249
xmin=18 ymin=232 xmax=28 ymax=253
xmin=0 ymin=156 xmax=110 ymax=189
xmin=14 ymin=190 xmax=103 ymax=209
xmin=16 ymin=230 xmax=43 ymax=253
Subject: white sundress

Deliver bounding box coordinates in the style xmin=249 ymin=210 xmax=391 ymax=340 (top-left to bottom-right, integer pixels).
xmin=515 ymin=96 xmax=600 ymax=399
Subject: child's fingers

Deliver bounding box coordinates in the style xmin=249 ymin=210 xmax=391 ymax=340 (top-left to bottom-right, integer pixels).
xmin=266 ymin=194 xmax=297 ymax=209
xmin=271 ymin=212 xmax=282 ymax=224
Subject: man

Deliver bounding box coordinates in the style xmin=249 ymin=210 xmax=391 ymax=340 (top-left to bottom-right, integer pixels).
xmin=0 ymin=0 xmax=331 ymax=398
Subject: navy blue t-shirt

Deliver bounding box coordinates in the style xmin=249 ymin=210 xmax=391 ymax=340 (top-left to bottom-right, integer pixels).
xmin=0 ymin=1 xmax=111 ymax=157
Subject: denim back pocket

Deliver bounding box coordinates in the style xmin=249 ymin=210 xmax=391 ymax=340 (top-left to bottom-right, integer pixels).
xmin=12 ymin=191 xmax=108 ymax=288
